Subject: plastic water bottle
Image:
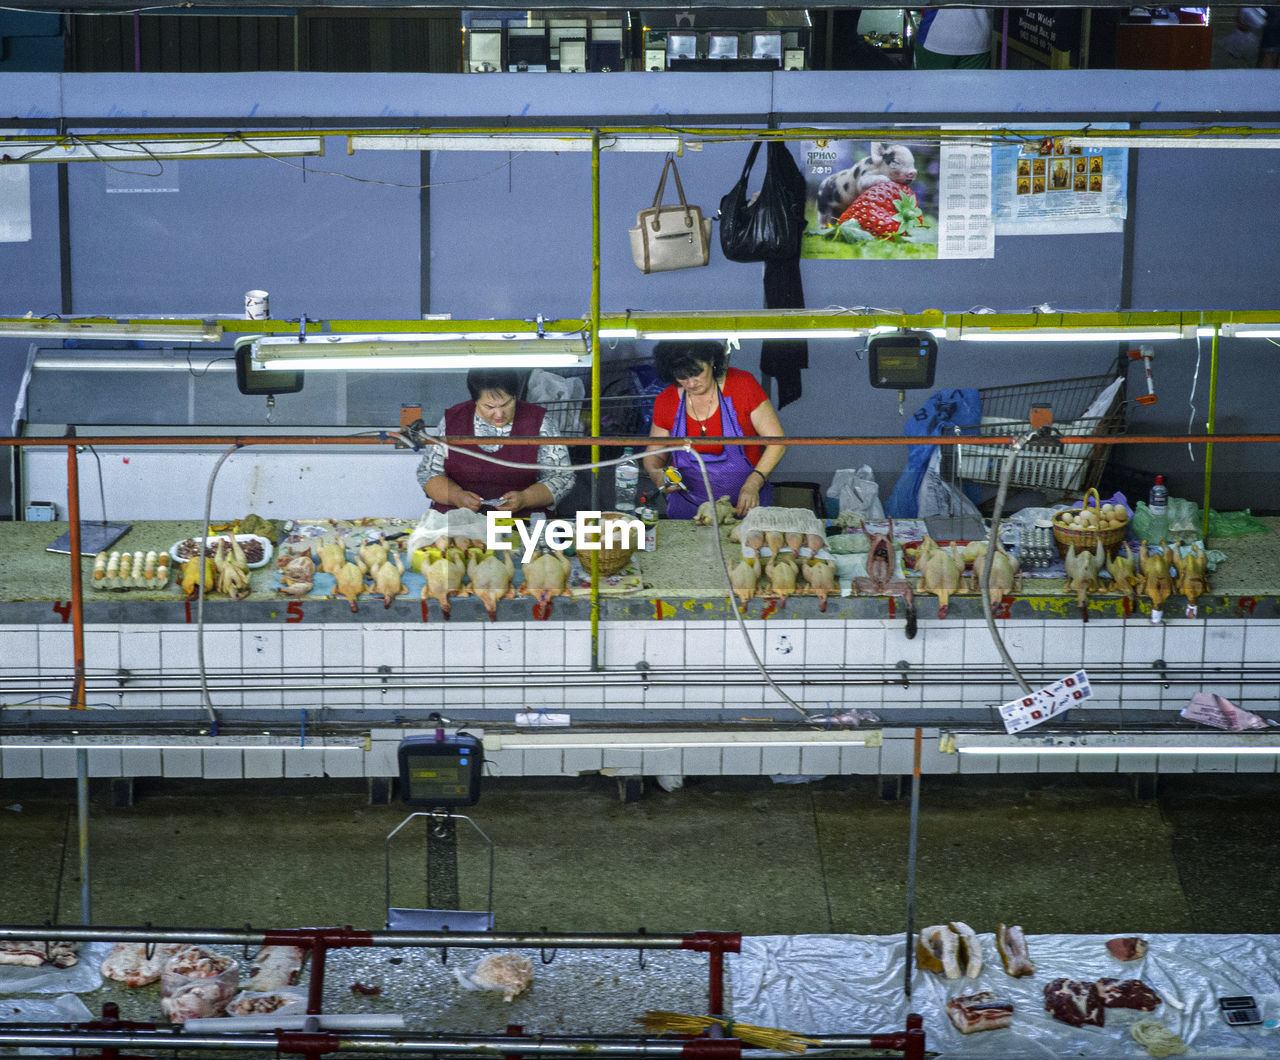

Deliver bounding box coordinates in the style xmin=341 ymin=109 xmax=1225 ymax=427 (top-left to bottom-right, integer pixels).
xmin=1148 ymin=475 xmax=1169 ymax=544
xmin=614 ymin=448 xmax=639 ymax=512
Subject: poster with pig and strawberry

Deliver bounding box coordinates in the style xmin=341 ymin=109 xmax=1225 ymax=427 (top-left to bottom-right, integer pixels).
xmin=801 ymin=138 xmax=941 ymax=260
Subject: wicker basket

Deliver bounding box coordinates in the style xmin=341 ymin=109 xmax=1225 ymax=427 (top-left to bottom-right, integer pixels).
xmin=1052 ymin=487 xmax=1128 ymax=558
xmin=594 ymin=512 xmax=638 ymax=576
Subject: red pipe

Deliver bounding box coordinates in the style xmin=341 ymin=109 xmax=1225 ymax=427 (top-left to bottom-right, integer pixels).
xmin=680 ymin=1042 xmax=742 ymax=1058
xmin=681 ymin=932 xmax=741 ymax=1017
xmin=66 ymin=443 xmax=86 ymax=709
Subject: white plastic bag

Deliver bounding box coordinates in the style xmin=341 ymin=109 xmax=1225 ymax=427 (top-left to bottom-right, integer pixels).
xmin=827 ymin=466 xmax=884 ymax=520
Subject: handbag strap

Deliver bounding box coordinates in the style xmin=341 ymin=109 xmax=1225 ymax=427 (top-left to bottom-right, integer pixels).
xmin=737 ymin=140 xmax=763 ymax=183
xmin=648 ymin=155 xmax=696 ymax=232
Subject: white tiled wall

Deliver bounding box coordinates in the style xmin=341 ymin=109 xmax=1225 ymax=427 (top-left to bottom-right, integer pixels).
xmin=1 ymin=617 xmax=1274 ymax=780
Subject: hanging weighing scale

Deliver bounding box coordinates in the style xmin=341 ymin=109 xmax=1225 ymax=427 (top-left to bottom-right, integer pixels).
xmin=386 ymin=730 xmax=494 ymax=931
xmin=868 ymin=330 xmax=938 ymax=410
xmin=396 ymin=731 xmax=484 ymax=807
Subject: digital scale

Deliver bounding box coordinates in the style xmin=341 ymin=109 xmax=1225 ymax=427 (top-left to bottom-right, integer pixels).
xmin=868 ymin=330 xmax=938 ymax=392
xmin=396 ymin=732 xmax=484 ymax=808
xmin=45 ymin=522 xmax=132 ymax=556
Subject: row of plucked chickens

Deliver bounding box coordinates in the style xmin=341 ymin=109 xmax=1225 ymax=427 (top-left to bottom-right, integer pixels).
xmin=275 ymin=535 xmax=574 ymax=619
xmin=907 ymin=536 xmax=1210 ymax=621
xmin=917 ymin=924 xmax=1173 ymax=1047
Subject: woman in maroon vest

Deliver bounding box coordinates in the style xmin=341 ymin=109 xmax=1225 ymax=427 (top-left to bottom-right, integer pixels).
xmin=417 ymin=369 xmax=573 ymax=518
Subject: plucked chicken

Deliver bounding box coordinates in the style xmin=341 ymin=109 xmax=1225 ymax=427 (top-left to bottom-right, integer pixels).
xmin=764 ymin=548 xmax=800 ymax=604
xmin=694 ymin=495 xmax=737 ymax=526
xmin=1138 ymin=542 xmax=1174 ymax=615
xmin=519 ymin=549 xmax=573 ymax=619
xmin=1064 ymin=540 xmax=1106 ymax=619
xmin=467 ymin=548 xmax=515 ymax=621
xmin=1106 ymin=542 xmax=1139 ymax=603
xmin=729 ymin=553 xmax=761 ymax=607
xmin=1174 ymin=542 xmax=1209 ymax=611
xmin=422 ymin=545 xmax=467 ymax=616
xmin=335 ymin=560 xmax=367 ymax=613
xmin=914 ymin=539 xmax=966 ymax=619
xmin=982 ymin=544 xmax=1021 ymax=605
xmin=314 ymin=539 xmax=347 ymax=576
xmin=373 ymin=550 xmax=407 ymax=609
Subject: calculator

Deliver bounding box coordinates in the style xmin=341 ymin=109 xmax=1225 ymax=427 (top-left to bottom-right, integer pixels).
xmin=1219 ymin=996 xmax=1263 ymax=1026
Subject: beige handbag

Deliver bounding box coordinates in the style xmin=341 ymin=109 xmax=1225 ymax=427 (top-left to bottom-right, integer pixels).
xmin=629 ymin=156 xmax=712 ymax=273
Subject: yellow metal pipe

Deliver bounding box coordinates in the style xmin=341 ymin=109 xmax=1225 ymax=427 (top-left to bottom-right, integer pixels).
xmin=590 ymin=130 xmax=602 ymax=672
xmin=1202 ymin=326 xmax=1219 ymax=542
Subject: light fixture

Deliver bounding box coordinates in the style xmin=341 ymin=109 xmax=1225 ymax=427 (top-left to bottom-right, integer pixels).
xmin=944 ymin=732 xmax=1280 ymax=756
xmin=349 ymin=134 xmax=683 ymax=154
xmin=0 ymin=134 xmax=325 ymax=164
xmin=0 ymin=320 xmax=222 ymax=343
xmin=248 ymin=332 xmax=590 ymax=371
xmin=483 ymin=729 xmax=877 ymax=751
xmin=1063 ymin=135 xmax=1280 ymax=150
xmin=945 ymin=327 xmax=1186 ymax=343
xmin=1218 ymin=324 xmax=1280 ymax=338
xmin=1 ymin=737 xmax=363 ymax=751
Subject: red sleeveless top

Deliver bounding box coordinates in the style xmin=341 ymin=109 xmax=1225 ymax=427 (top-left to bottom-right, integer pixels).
xmin=436 ymin=400 xmax=548 ymax=517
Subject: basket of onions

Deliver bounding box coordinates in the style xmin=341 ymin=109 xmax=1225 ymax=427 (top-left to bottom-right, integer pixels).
xmin=1052 ymin=488 xmax=1129 ymax=558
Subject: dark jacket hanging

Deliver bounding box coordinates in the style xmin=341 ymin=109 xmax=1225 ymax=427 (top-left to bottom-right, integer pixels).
xmin=759 ymin=142 xmax=808 ymax=409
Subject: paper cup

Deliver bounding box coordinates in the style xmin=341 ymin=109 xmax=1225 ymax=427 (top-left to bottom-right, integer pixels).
xmin=244 ymin=290 xmax=270 ymax=320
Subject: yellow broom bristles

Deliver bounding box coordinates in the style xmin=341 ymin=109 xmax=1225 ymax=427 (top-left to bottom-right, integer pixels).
xmin=637 ymin=1010 xmax=821 ymax=1054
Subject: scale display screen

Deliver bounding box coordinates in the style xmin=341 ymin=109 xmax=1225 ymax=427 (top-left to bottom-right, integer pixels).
xmin=397 ymin=733 xmax=483 ymax=807
xmin=868 ymin=332 xmax=938 ymax=389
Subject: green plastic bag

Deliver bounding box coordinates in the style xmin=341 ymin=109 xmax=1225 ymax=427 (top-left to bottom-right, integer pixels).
xmin=1133 ymin=499 xmax=1269 ymax=540
xmin=1207 ymin=507 xmax=1269 ymax=537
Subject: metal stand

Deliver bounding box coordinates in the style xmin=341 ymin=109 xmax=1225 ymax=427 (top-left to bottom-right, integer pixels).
xmin=385 ymin=810 xmax=495 ymax=931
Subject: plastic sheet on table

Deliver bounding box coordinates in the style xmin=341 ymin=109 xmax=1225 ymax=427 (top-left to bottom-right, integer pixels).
xmin=0 ymin=942 xmax=109 ymax=995
xmin=730 ymin=932 xmax=1280 ymax=1058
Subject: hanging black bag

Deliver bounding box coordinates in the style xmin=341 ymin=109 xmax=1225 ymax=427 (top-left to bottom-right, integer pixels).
xmin=718 ymin=141 xmax=807 ymax=263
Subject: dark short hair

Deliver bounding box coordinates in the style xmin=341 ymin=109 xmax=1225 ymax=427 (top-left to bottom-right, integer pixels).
xmin=653 ymin=341 xmax=727 ymax=384
xmin=466 ymin=368 xmax=525 ymax=402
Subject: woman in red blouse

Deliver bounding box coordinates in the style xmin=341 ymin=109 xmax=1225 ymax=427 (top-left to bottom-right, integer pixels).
xmin=643 ymin=341 xmax=787 ymax=519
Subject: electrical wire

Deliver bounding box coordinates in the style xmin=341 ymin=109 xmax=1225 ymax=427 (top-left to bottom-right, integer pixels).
xmin=193 ymin=445 xmax=241 ymax=733
xmin=1186 ymin=328 xmax=1203 ymax=462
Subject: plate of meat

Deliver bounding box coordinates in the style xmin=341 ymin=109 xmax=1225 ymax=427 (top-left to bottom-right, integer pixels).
xmin=169 ymin=534 xmax=273 ymax=570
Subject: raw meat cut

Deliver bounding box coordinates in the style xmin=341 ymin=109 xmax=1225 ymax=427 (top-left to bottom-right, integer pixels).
xmin=1097 ymin=978 xmax=1162 ymax=1011
xmin=916 ymin=924 xmax=962 ymax=979
xmin=0 ymin=940 xmax=78 ymax=968
xmin=160 ymin=948 xmax=239 ymax=1023
xmin=946 ymin=991 xmax=1013 ymax=1034
xmin=949 ymin=921 xmax=983 ymax=979
xmin=102 ymin=942 xmax=184 ymax=986
xmin=1044 ymin=978 xmax=1105 ymax=1028
xmin=996 ymin=924 xmax=1035 ymax=977
xmin=245 ymin=945 xmax=306 ymax=991
xmin=456 ymin=953 xmax=533 ymax=1001
xmin=1106 ymin=936 xmax=1149 ymax=962
xmin=228 ymin=990 xmax=306 ymax=1016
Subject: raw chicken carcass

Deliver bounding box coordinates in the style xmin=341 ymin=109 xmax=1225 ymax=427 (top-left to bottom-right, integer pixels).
xmin=1174 ymin=543 xmax=1209 ymax=611
xmin=1097 ymin=978 xmax=1162 ymax=1011
xmin=335 ymin=560 xmax=366 ymax=613
xmin=456 ymin=952 xmax=533 ymax=1002
xmin=982 ymin=544 xmax=1021 ymax=605
xmin=101 ymin=942 xmax=184 ymax=986
xmin=996 ymin=923 xmax=1035 ymax=977
xmin=915 ymin=541 xmax=966 ymax=619
xmin=314 ymin=539 xmax=347 ymax=576
xmin=764 ymin=549 xmax=800 ymax=604
xmin=276 ymin=549 xmax=316 ymax=597
xmin=422 ymin=546 xmax=467 ymax=616
xmin=0 ymin=940 xmax=78 ymax=968
xmin=245 ymin=945 xmax=307 ymax=992
xmin=1138 ymin=542 xmax=1174 ymax=615
xmin=1106 ymin=936 xmax=1149 ymax=962
xmin=729 ymin=553 xmax=760 ymax=607
xmin=1043 ymin=978 xmax=1104 ymax=1028
xmin=519 ymin=549 xmax=573 ymax=619
xmin=693 ymin=496 xmax=736 ymax=526
xmin=1064 ymin=541 xmax=1106 ymax=619
xmin=801 ymin=555 xmax=838 ymax=611
xmin=373 ymin=550 xmax=407 ymax=609
xmin=467 ymin=548 xmax=516 ymax=621
xmin=946 ymin=991 xmax=1013 ymax=1035
xmin=1105 ymin=542 xmax=1139 ymax=602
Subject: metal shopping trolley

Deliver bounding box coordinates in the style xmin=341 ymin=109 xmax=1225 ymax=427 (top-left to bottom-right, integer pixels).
xmin=945 ymin=359 xmax=1128 ymax=500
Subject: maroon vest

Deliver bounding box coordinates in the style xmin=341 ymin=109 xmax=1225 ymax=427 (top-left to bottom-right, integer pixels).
xmin=437 ymin=400 xmax=548 ymax=516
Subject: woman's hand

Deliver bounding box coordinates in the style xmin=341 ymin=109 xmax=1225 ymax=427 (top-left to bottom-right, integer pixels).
xmin=454 ymin=487 xmax=485 ymax=512
xmin=495 ymin=489 xmax=527 ymax=512
xmin=735 ymin=476 xmax=762 ymax=517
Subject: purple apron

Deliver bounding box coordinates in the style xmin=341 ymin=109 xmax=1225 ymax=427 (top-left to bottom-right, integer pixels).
xmin=666 ymin=390 xmax=772 ymax=520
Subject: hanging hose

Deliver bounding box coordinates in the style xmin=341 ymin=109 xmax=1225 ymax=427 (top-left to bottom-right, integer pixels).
xmin=976 ymin=433 xmax=1041 ymax=699
xmin=194 ymin=445 xmax=242 ymax=732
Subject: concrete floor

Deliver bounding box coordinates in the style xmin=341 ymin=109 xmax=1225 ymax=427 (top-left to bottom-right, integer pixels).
xmin=4 ymin=772 xmax=1279 ymax=937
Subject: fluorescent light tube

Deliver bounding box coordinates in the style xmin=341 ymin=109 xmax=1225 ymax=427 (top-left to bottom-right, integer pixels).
xmin=484 ymin=730 xmax=875 ymax=751
xmin=958 ymin=745 xmax=1280 ymax=756
xmin=0 ymin=320 xmax=222 ymax=343
xmin=954 ymin=328 xmax=1183 ymax=343
xmin=1 ymin=740 xmax=362 ymax=751
xmin=253 ymin=335 xmax=589 ymax=371
xmin=0 ymin=135 xmax=324 ymax=163
xmin=1064 ymin=136 xmax=1280 ymax=150
xmin=1222 ymin=326 xmax=1280 ymax=338
xmin=630 ymin=329 xmax=869 ymax=341
xmin=350 ymin=134 xmax=682 ymax=154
